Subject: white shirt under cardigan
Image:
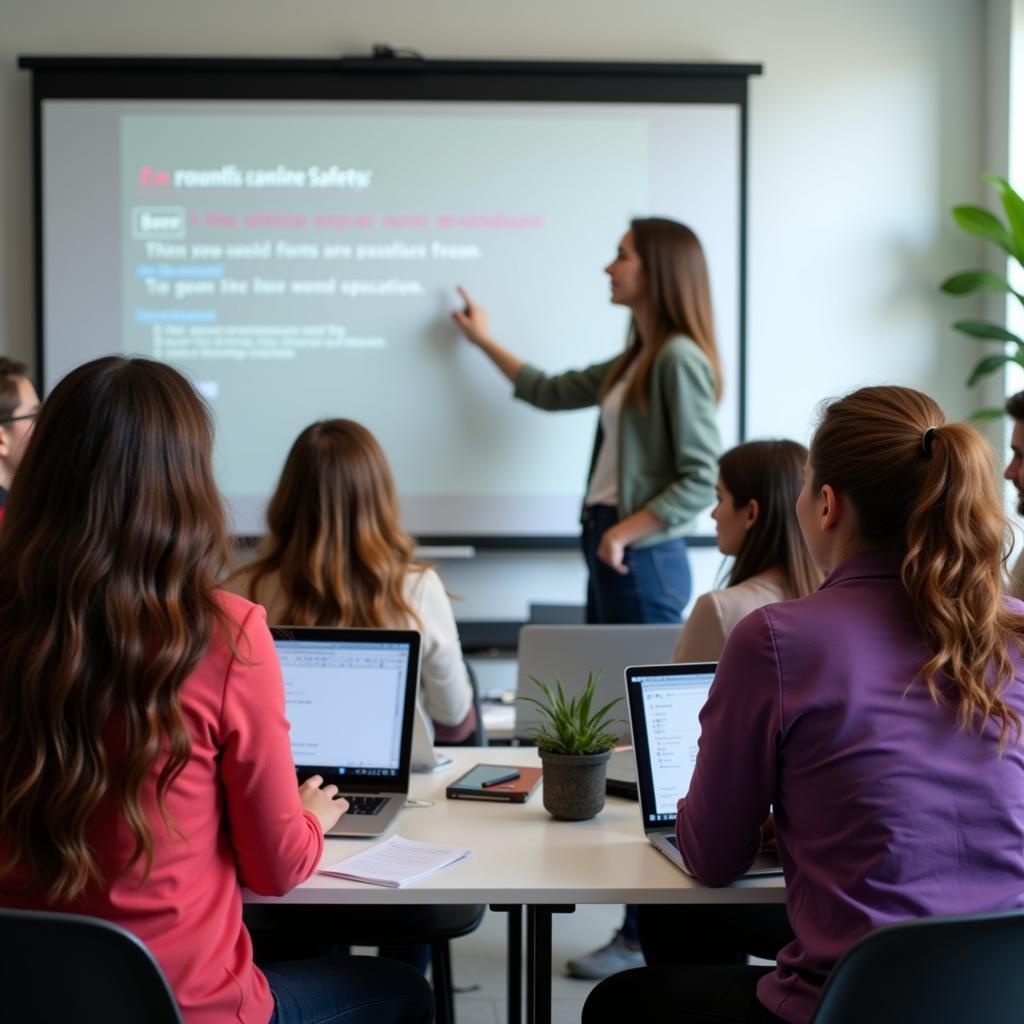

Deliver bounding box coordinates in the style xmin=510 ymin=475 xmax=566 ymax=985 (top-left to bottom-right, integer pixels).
xmin=232 ymin=566 xmax=474 ymax=730
xmin=584 ymin=367 xmax=634 ymax=508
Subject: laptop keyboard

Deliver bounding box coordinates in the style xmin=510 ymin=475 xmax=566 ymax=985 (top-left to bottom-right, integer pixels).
xmin=664 ymin=834 xmax=679 ymax=849
xmin=341 ymin=796 xmax=387 ymax=816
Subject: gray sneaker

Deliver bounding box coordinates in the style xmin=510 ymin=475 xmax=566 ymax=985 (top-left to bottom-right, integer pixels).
xmin=566 ymin=931 xmax=645 ymax=979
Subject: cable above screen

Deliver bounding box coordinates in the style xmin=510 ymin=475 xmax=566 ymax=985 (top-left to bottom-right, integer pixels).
xmin=21 ymin=54 xmax=760 ymax=546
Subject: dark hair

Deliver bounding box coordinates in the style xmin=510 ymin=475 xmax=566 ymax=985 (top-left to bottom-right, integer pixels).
xmin=0 ymin=357 xmax=29 ymax=422
xmin=1006 ymin=391 xmax=1024 ymax=422
xmin=235 ymin=419 xmax=423 ymax=629
xmin=810 ymin=385 xmax=1024 ymax=748
xmin=0 ymin=356 xmax=231 ymax=901
xmin=602 ymin=218 xmax=722 ymax=410
xmin=719 ymin=440 xmax=821 ymax=597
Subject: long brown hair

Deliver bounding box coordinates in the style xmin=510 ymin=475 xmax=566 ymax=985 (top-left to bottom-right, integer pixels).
xmin=810 ymin=385 xmax=1024 ymax=747
xmin=238 ymin=419 xmax=422 ymax=628
xmin=0 ymin=356 xmax=231 ymax=902
xmin=719 ymin=440 xmax=822 ymax=597
xmin=601 ymin=217 xmax=723 ymax=409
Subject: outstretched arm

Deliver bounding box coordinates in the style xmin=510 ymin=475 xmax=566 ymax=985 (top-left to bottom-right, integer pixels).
xmin=450 ymin=286 xmax=524 ymax=382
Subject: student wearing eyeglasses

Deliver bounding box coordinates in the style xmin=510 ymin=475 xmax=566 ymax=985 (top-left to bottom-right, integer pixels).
xmin=0 ymin=357 xmax=39 ymax=524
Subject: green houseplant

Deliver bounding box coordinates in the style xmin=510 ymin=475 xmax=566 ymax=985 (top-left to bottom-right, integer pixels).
xmin=519 ymin=673 xmax=623 ymax=821
xmin=940 ymin=173 xmax=1024 ymax=419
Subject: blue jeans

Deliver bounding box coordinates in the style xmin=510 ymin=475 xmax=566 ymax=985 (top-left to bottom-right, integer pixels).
xmin=581 ymin=505 xmax=692 ymax=625
xmin=264 ymin=955 xmax=433 ymax=1024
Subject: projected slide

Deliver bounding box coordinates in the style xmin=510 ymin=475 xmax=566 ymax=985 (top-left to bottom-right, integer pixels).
xmin=43 ymin=100 xmax=741 ymax=537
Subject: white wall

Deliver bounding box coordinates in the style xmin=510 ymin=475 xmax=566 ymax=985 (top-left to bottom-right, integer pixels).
xmin=0 ymin=0 xmax=995 ymax=619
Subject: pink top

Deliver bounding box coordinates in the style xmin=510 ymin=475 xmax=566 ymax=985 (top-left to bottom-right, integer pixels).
xmin=0 ymin=592 xmax=323 ymax=1024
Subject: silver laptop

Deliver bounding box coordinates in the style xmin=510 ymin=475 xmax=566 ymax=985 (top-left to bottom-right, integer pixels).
xmin=626 ymin=662 xmax=781 ymax=877
xmin=516 ymin=624 xmax=681 ymax=744
xmin=272 ymin=627 xmax=420 ymax=837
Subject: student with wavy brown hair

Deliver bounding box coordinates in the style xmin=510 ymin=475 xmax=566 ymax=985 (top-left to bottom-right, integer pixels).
xmin=585 ymin=385 xmax=1024 ymax=1024
xmin=673 ymin=439 xmax=822 ymax=662
xmin=230 ymin=417 xmax=475 ymax=742
xmin=452 ymin=217 xmax=721 ymax=627
xmin=0 ymin=357 xmax=432 ymax=1024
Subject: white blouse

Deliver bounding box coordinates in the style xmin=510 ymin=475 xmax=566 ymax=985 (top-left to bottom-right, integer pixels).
xmin=673 ymin=567 xmax=792 ymax=663
xmin=229 ymin=566 xmax=473 ymax=729
xmin=584 ymin=369 xmax=633 ymax=508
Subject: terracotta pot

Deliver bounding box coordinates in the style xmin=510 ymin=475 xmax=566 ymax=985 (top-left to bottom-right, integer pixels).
xmin=538 ymin=748 xmax=611 ymax=821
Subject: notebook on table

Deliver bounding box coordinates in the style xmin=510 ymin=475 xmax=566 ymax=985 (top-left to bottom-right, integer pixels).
xmin=626 ymin=661 xmax=781 ymax=877
xmin=272 ymin=626 xmax=420 ymax=838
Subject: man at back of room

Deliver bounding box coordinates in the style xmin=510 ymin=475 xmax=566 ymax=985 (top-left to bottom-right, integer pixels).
xmin=0 ymin=358 xmax=40 ymax=523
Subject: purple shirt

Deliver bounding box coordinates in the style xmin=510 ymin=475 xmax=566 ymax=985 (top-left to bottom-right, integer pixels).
xmin=677 ymin=551 xmax=1024 ymax=1024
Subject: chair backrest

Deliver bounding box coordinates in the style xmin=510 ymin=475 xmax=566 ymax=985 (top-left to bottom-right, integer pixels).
xmin=811 ymin=909 xmax=1024 ymax=1024
xmin=0 ymin=906 xmax=183 ymax=1024
xmin=463 ymin=662 xmax=488 ymax=746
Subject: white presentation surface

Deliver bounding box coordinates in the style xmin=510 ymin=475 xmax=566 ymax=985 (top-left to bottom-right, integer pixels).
xmin=276 ymin=640 xmax=408 ymax=772
xmin=639 ymin=672 xmax=715 ymax=819
xmin=41 ymin=99 xmax=741 ymax=537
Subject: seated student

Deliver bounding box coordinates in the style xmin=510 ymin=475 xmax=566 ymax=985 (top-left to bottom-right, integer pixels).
xmin=0 ymin=357 xmax=433 ymax=1024
xmin=673 ymin=439 xmax=821 ymax=662
xmin=228 ymin=418 xmax=476 ymax=743
xmin=0 ymin=357 xmax=40 ymax=523
xmin=575 ymin=441 xmax=820 ymax=984
xmin=584 ymin=385 xmax=1024 ymax=1024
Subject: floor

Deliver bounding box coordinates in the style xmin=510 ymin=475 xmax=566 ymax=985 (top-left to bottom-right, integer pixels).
xmin=447 ymin=904 xmax=622 ymax=1024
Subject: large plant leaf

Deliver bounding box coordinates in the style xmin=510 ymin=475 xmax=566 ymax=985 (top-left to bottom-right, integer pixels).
xmin=952 ymin=205 xmax=1017 ymax=256
xmin=940 ymin=270 xmax=1024 ymax=302
xmin=966 ymin=353 xmax=1024 ymax=387
xmin=953 ymin=319 xmax=1024 ymax=346
xmin=983 ymin=173 xmax=1024 ymax=258
xmin=969 ymin=407 xmax=1008 ymax=422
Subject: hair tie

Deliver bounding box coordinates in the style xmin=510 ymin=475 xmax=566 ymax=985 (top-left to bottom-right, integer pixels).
xmin=921 ymin=426 xmax=938 ymax=456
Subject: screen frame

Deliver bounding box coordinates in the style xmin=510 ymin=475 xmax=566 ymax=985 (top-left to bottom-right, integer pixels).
xmin=270 ymin=624 xmax=421 ymax=793
xmin=20 ymin=54 xmax=761 ymax=547
xmin=626 ymin=660 xmax=717 ymax=827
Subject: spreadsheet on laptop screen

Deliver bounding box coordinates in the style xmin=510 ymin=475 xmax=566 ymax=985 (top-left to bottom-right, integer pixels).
xmin=275 ymin=640 xmax=410 ymax=775
xmin=639 ymin=673 xmax=715 ymax=818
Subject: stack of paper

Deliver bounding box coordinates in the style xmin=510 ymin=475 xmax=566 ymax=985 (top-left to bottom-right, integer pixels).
xmin=319 ymin=835 xmax=471 ymax=888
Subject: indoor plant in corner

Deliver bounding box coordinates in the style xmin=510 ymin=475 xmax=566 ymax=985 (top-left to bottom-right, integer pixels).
xmin=940 ymin=173 xmax=1024 ymax=418
xmin=520 ymin=673 xmax=622 ymax=821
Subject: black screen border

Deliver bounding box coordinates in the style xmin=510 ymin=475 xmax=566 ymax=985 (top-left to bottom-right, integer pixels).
xmin=19 ymin=55 xmax=761 ymax=548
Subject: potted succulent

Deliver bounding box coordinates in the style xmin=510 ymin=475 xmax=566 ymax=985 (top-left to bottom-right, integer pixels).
xmin=519 ymin=673 xmax=623 ymax=821
xmin=940 ymin=173 xmax=1024 ymax=419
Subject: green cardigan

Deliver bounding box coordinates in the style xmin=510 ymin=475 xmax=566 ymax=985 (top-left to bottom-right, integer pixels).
xmin=513 ymin=337 xmax=721 ymax=548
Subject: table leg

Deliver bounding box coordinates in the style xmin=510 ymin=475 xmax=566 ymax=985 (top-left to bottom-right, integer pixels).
xmin=490 ymin=904 xmax=523 ymax=1024
xmin=525 ymin=905 xmax=575 ymax=1024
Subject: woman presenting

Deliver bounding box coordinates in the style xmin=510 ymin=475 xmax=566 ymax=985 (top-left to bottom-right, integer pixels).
xmin=452 ymin=217 xmax=722 ymax=624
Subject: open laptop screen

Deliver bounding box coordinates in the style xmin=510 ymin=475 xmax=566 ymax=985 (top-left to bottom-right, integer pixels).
xmin=272 ymin=628 xmax=419 ymax=784
xmin=627 ymin=665 xmax=716 ymax=825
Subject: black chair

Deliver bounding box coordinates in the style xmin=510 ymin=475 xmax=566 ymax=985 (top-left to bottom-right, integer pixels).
xmin=341 ymin=904 xmax=486 ymax=1024
xmin=445 ymin=662 xmax=488 ymax=747
xmin=811 ymin=908 xmax=1024 ymax=1023
xmin=528 ymin=602 xmax=586 ymax=624
xmin=0 ymin=906 xmax=183 ymax=1023
xmin=245 ymin=900 xmax=486 ymax=1024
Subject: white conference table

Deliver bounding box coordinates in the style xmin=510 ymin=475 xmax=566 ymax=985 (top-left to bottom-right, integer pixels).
xmin=247 ymin=747 xmax=785 ymax=1023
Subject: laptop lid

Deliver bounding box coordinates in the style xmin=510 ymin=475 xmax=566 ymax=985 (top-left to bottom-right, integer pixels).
xmin=626 ymin=662 xmax=717 ymax=835
xmin=271 ymin=626 xmax=421 ymax=795
xmin=516 ymin=624 xmax=681 ymax=743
